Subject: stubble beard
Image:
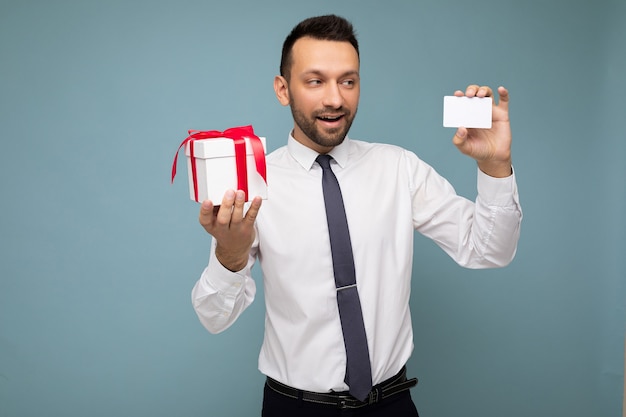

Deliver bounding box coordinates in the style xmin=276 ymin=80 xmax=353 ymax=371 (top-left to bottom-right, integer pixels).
xmin=290 ymin=105 xmax=357 ymax=149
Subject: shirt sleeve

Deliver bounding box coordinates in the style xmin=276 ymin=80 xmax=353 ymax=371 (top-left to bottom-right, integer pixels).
xmin=191 ymin=236 xmax=258 ymax=334
xmin=410 ymin=151 xmax=522 ymax=268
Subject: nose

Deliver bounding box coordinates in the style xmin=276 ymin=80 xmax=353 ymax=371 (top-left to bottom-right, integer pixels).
xmin=321 ymin=82 xmax=343 ymax=109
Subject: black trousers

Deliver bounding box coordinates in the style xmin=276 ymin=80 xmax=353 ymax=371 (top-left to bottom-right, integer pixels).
xmin=261 ymin=382 xmax=420 ymax=417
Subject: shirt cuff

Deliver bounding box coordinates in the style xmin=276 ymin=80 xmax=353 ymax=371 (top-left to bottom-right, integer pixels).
xmin=476 ymin=166 xmax=518 ymax=207
xmin=204 ymin=244 xmax=247 ymax=295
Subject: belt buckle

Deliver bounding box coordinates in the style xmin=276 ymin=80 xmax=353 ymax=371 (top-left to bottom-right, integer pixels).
xmin=368 ymin=387 xmax=380 ymax=405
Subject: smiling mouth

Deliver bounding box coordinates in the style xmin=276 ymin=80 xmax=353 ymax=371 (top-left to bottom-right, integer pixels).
xmin=317 ymin=115 xmax=344 ymax=122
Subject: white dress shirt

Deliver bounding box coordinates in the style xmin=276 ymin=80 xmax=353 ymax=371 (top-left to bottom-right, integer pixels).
xmin=191 ymin=134 xmax=522 ymax=393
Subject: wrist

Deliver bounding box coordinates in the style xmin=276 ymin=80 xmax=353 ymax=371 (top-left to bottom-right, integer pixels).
xmin=215 ymin=244 xmax=249 ymax=272
xmin=477 ymin=159 xmax=513 ymax=178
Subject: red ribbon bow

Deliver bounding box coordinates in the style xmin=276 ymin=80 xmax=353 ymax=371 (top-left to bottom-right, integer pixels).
xmin=171 ymin=125 xmax=267 ymax=202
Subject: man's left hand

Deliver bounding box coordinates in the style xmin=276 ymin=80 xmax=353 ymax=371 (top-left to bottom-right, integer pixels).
xmin=452 ymin=85 xmax=512 ymax=178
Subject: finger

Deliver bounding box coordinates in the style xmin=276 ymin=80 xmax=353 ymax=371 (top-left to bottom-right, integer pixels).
xmin=476 ymin=85 xmax=493 ymax=98
xmin=497 ymin=86 xmax=510 ymax=111
xmin=230 ymin=190 xmax=247 ymax=225
xmin=199 ymin=200 xmax=215 ymax=229
xmin=245 ymin=196 xmax=263 ymax=224
xmin=452 ymin=127 xmax=467 ymax=147
xmin=464 ymin=85 xmax=480 ymax=97
xmin=215 ymin=189 xmax=236 ymax=226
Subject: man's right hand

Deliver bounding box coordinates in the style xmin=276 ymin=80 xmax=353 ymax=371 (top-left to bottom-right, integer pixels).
xmin=199 ymin=190 xmax=263 ymax=272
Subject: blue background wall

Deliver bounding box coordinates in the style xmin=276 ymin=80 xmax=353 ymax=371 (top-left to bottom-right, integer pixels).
xmin=1 ymin=1 xmax=624 ymax=416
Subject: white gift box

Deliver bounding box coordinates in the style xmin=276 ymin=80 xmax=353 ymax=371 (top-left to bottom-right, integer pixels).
xmin=185 ymin=137 xmax=267 ymax=204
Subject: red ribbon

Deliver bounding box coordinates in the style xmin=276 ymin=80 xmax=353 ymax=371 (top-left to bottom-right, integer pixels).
xmin=171 ymin=125 xmax=267 ymax=202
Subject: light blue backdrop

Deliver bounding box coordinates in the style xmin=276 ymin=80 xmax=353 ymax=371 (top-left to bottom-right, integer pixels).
xmin=1 ymin=1 xmax=624 ymax=416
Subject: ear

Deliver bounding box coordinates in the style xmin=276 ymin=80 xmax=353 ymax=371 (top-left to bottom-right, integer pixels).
xmin=274 ymin=75 xmax=290 ymax=106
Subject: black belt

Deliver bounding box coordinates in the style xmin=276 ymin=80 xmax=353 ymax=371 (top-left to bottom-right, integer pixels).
xmin=265 ymin=366 xmax=418 ymax=409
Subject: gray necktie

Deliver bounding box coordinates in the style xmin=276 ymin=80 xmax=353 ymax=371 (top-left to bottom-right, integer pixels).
xmin=316 ymin=154 xmax=373 ymax=401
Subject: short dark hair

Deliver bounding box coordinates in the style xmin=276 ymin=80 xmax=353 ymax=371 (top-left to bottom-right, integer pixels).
xmin=280 ymin=15 xmax=359 ymax=80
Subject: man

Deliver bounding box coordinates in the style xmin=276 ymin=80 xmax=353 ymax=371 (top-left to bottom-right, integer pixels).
xmin=191 ymin=14 xmax=521 ymax=417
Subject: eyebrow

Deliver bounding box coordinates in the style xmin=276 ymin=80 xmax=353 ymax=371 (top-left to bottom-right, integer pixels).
xmin=301 ymin=69 xmax=360 ymax=78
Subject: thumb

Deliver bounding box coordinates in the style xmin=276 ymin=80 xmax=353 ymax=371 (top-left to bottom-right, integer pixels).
xmin=199 ymin=200 xmax=215 ymax=228
xmin=200 ymin=200 xmax=214 ymax=214
xmin=452 ymin=127 xmax=467 ymax=147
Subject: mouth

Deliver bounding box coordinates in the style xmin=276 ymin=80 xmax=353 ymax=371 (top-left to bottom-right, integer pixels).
xmin=316 ymin=114 xmax=345 ymax=125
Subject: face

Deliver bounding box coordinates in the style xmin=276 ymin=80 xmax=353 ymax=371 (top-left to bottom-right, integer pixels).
xmin=274 ymin=37 xmax=360 ymax=153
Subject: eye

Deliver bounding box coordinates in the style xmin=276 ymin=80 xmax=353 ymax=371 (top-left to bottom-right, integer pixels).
xmin=341 ymin=79 xmax=355 ymax=88
xmin=307 ymin=79 xmax=322 ymax=86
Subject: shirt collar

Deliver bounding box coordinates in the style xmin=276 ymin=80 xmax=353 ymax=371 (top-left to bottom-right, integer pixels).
xmin=287 ymin=132 xmax=351 ymax=171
